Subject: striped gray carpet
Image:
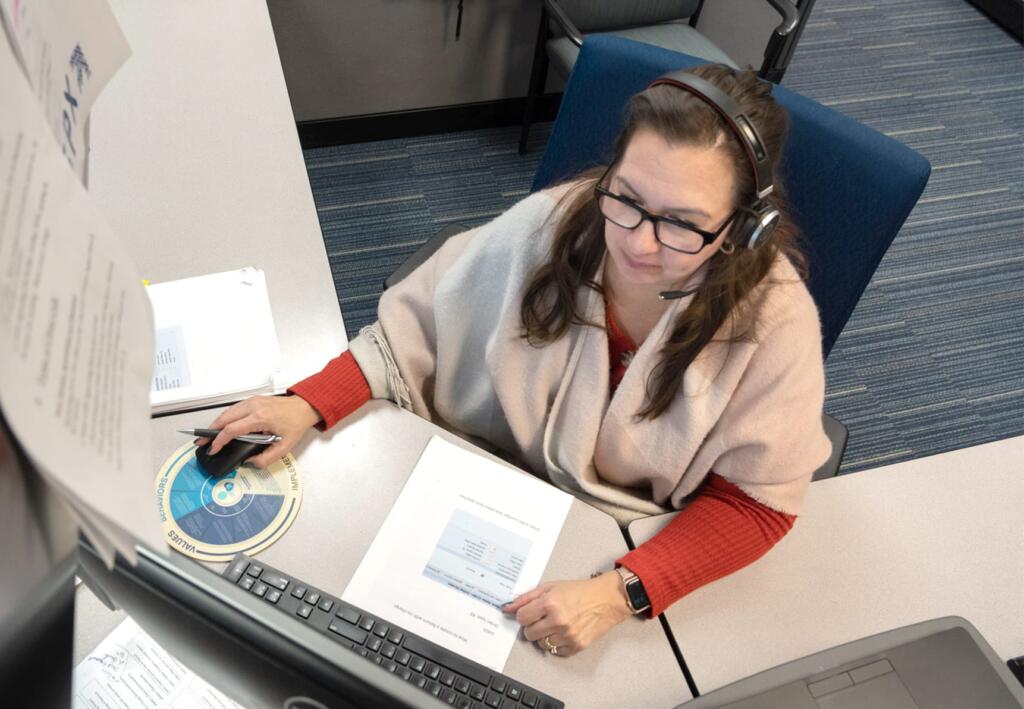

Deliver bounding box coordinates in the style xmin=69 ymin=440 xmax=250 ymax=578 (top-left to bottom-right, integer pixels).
xmin=304 ymin=0 xmax=1023 ymax=474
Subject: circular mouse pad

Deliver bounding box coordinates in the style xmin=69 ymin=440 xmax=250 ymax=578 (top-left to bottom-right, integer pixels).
xmin=155 ymin=442 xmax=302 ymax=562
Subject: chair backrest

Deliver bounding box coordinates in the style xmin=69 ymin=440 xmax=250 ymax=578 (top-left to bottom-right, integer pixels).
xmin=554 ymin=0 xmax=699 ymax=33
xmin=532 ymin=35 xmax=931 ymax=357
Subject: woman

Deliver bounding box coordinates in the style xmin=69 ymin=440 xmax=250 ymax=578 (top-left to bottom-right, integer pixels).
xmin=201 ymin=64 xmax=830 ymax=658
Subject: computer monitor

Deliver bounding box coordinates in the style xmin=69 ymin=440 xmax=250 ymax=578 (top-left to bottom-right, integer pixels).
xmin=0 ymin=412 xmax=77 ymax=709
xmin=76 ymin=539 xmax=443 ymax=708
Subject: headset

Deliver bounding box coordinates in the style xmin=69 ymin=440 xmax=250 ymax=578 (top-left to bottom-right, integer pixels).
xmin=648 ymin=70 xmax=781 ymax=253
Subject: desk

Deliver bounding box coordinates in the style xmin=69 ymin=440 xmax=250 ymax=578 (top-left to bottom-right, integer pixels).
xmin=629 ymin=436 xmax=1024 ymax=696
xmin=75 ymin=402 xmax=692 ymax=707
xmin=87 ymin=0 xmax=347 ymax=388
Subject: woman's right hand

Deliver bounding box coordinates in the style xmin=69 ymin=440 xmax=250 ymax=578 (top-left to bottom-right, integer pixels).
xmin=196 ymin=395 xmax=322 ymax=468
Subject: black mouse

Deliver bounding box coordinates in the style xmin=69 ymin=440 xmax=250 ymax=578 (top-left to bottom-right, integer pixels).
xmin=194 ymin=438 xmax=268 ymax=477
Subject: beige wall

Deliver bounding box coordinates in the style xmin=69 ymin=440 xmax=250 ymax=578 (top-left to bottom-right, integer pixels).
xmin=266 ymin=0 xmax=784 ymax=123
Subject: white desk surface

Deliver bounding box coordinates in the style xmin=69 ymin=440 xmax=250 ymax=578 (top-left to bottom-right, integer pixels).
xmin=88 ymin=0 xmax=347 ymax=388
xmin=629 ymin=436 xmax=1024 ymax=695
xmin=75 ymin=402 xmax=692 ymax=708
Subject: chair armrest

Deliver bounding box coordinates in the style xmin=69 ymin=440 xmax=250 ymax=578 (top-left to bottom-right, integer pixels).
xmin=810 ymin=412 xmax=848 ymax=481
xmin=756 ymin=0 xmax=799 ymax=81
xmin=761 ymin=0 xmax=799 ymax=35
xmin=544 ymin=0 xmax=584 ymax=47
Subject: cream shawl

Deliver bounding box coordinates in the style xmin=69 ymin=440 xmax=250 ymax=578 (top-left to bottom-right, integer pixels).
xmin=349 ymin=190 xmax=830 ymax=524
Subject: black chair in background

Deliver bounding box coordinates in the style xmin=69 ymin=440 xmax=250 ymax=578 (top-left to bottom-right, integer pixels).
xmin=518 ymin=0 xmax=800 ymax=153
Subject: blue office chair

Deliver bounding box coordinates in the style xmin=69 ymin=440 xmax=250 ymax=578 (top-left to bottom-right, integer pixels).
xmin=388 ymin=35 xmax=931 ymax=479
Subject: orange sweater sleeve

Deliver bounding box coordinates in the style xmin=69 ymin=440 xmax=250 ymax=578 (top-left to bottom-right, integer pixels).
xmin=616 ymin=473 xmax=796 ymax=617
xmin=287 ymin=350 xmax=372 ymax=430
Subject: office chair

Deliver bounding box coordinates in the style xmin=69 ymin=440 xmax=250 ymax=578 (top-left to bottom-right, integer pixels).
xmin=388 ymin=35 xmax=932 ymax=480
xmin=518 ymin=0 xmax=801 ymax=153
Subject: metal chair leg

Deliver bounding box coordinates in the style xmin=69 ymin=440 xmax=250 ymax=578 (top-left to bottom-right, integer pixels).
xmin=519 ymin=7 xmax=550 ymax=155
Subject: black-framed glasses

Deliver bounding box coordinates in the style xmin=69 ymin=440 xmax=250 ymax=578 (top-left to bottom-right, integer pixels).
xmin=594 ymin=183 xmax=737 ymax=255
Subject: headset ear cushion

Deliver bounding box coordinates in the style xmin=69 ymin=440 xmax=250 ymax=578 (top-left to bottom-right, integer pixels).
xmin=729 ymin=208 xmax=756 ymax=249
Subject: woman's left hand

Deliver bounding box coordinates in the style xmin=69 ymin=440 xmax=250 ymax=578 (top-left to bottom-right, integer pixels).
xmin=502 ymin=571 xmax=633 ymax=658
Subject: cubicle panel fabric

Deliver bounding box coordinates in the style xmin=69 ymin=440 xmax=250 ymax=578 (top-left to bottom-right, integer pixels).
xmin=532 ymin=35 xmax=931 ymax=357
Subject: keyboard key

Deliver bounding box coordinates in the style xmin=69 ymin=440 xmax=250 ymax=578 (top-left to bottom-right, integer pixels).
xmin=425 ymin=663 xmax=441 ymax=680
xmin=399 ymin=668 xmax=413 ymax=681
xmin=387 ymin=629 xmax=404 ymax=644
xmin=506 ymin=685 xmax=522 ymax=701
xmin=427 ymin=681 xmax=442 ymax=697
xmin=252 ymin=583 xmax=268 ymax=598
xmin=454 ymin=677 xmax=470 ymax=694
xmin=440 ymin=670 xmax=455 ymax=687
xmin=358 ymin=617 xmax=375 ymax=632
xmin=457 ymin=698 xmax=473 ymax=709
xmin=381 ymin=643 xmax=397 ymax=659
xmin=297 ymin=604 xmax=313 ymax=619
xmin=469 ymin=683 xmax=486 ymax=701
xmin=403 ymin=636 xmax=492 ymax=687
xmin=373 ymin=623 xmax=389 ymax=638
xmin=374 ymin=656 xmax=384 ymax=665
xmin=415 ymin=676 xmax=428 ymax=689
xmin=410 ymin=656 xmax=426 ymax=673
xmin=500 ymin=699 xmax=518 ymax=709
xmin=440 ymin=688 xmax=457 ymax=704
xmin=328 ymin=621 xmax=368 ymax=645
xmin=318 ymin=598 xmax=334 ymax=613
xmin=522 ymin=692 xmax=537 ymax=708
xmin=304 ymin=591 xmax=320 ymax=605
xmin=246 ymin=564 xmax=263 ymax=578
xmin=226 ymin=558 xmax=249 ymax=582
xmin=261 ymin=573 xmax=289 ymax=591
xmin=485 ymin=691 xmax=501 ymax=708
xmin=291 ymin=585 xmax=307 ymax=599
xmin=384 ymin=660 xmax=398 ymax=673
xmin=395 ymin=650 xmax=411 ymax=666
xmin=367 ymin=638 xmax=383 ymax=653
xmin=539 ymin=699 xmax=560 ymax=709
xmin=491 ymin=678 xmax=507 ymax=693
xmin=336 ymin=607 xmax=360 ymax=625
xmin=240 ymin=577 xmax=255 ymax=591
xmin=266 ymin=590 xmax=282 ymax=604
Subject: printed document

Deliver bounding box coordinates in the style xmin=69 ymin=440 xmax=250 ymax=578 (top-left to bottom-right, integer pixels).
xmin=146 ymin=268 xmax=282 ymax=413
xmin=0 ymin=0 xmax=131 ymax=180
xmin=343 ymin=436 xmax=574 ymax=671
xmin=73 ymin=617 xmax=243 ymax=709
xmin=0 ymin=30 xmax=162 ymax=565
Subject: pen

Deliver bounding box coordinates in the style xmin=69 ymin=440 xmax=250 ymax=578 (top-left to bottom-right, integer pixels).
xmin=177 ymin=429 xmax=282 ymax=445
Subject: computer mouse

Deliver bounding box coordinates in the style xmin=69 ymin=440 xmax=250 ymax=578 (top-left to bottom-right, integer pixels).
xmin=194 ymin=438 xmax=268 ymax=477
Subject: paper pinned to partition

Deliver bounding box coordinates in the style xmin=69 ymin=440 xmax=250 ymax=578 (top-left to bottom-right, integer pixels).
xmin=0 ymin=0 xmax=131 ymax=180
xmin=146 ymin=268 xmax=282 ymax=414
xmin=73 ymin=617 xmax=244 ymax=709
xmin=342 ymin=436 xmax=574 ymax=672
xmin=0 ymin=30 xmax=162 ymax=564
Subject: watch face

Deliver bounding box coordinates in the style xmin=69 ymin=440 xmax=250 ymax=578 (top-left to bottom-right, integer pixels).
xmin=626 ymin=578 xmax=651 ymax=612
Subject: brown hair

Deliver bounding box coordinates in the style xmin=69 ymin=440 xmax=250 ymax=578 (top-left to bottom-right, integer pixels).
xmin=520 ymin=64 xmax=806 ymax=420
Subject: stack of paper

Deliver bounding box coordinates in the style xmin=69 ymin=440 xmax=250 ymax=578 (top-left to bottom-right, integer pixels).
xmin=343 ymin=436 xmax=574 ymax=671
xmin=73 ymin=617 xmax=243 ymax=708
xmin=147 ymin=268 xmax=282 ymax=414
xmin=0 ymin=1 xmax=163 ymax=568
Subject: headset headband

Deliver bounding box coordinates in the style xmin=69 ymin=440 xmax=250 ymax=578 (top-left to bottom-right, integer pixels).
xmin=648 ymin=71 xmax=774 ymax=200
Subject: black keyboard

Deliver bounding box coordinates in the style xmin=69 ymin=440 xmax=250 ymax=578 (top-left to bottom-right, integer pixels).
xmin=223 ymin=554 xmax=563 ymax=709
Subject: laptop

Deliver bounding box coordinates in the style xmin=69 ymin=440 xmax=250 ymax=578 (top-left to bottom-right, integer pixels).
xmin=682 ymin=616 xmax=1023 ymax=708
